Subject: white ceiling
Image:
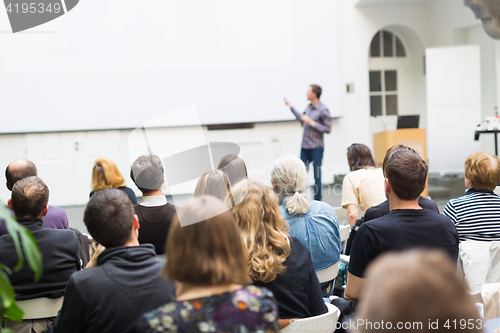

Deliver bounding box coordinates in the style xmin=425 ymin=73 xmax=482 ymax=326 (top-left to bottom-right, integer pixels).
xmin=355 ymin=0 xmax=430 ymax=7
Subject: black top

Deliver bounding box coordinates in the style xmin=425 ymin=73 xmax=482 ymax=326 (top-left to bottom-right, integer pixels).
xmin=134 ymin=203 xmax=177 ymax=255
xmin=89 ymin=186 xmax=138 ymax=205
xmin=364 ymin=196 xmax=439 ymax=222
xmin=53 ymin=245 xmax=176 ymax=333
xmin=349 ymin=209 xmax=459 ymax=278
xmin=0 ymin=218 xmax=79 ymax=300
xmin=253 ymin=237 xmax=327 ymax=319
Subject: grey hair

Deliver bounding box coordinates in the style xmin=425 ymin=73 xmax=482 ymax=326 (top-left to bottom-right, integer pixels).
xmin=270 ymin=155 xmax=311 ymax=214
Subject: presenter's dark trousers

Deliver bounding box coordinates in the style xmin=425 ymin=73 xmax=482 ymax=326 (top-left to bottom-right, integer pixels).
xmin=300 ymin=147 xmax=323 ymax=201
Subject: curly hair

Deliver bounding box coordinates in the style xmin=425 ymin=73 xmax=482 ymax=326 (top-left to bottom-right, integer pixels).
xmin=230 ymin=180 xmax=291 ymax=283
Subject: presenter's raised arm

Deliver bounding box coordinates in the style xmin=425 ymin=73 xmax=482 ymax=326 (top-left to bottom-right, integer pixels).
xmin=285 ymin=98 xmax=303 ymax=121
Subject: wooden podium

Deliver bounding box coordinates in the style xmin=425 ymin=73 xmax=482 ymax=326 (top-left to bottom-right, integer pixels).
xmin=373 ymin=129 xmax=428 ymax=197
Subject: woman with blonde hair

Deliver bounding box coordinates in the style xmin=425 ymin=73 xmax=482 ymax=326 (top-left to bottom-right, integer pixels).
xmin=231 ymin=179 xmax=327 ymax=322
xmin=271 ymin=155 xmax=341 ymax=295
xmin=90 ymin=158 xmax=137 ymax=204
xmin=138 ymin=196 xmax=279 ymax=332
xmin=193 ymin=170 xmax=234 ymax=207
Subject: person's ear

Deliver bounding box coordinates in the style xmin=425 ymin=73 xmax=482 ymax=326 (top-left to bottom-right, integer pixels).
xmin=41 ymin=204 xmax=49 ymax=217
xmin=384 ymin=178 xmax=391 ymax=193
xmin=133 ymin=214 xmax=140 ymax=230
xmin=6 ymin=182 xmax=11 ymax=191
xmin=7 ymin=198 xmax=13 ymax=211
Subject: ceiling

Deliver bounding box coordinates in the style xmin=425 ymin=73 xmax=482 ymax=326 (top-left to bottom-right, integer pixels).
xmin=354 ymin=0 xmax=430 ymax=7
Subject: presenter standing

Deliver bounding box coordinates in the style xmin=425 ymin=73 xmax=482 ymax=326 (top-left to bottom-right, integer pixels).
xmin=284 ymin=85 xmax=332 ymax=201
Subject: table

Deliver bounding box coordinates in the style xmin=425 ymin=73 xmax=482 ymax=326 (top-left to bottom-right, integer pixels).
xmin=475 ymin=130 xmax=500 ymax=156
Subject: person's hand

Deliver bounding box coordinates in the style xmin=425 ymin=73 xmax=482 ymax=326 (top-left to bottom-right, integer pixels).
xmin=284 ymin=98 xmax=292 ymax=107
xmin=85 ymin=243 xmax=106 ymax=268
xmin=301 ymin=114 xmax=315 ymax=127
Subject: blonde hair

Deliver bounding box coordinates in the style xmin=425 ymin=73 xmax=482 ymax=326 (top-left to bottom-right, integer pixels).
xmin=465 ymin=152 xmax=500 ymax=191
xmin=165 ymin=196 xmax=251 ymax=286
xmin=231 ymin=180 xmax=291 ymax=283
xmin=271 ymin=155 xmax=311 ymax=214
xmin=91 ymin=158 xmax=126 ymax=192
xmin=194 ymin=170 xmax=235 ymax=207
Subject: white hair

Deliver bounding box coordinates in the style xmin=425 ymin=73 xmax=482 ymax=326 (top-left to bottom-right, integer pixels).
xmin=270 ymin=155 xmax=311 ymax=215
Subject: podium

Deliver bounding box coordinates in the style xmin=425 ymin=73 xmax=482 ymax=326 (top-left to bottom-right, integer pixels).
xmin=373 ymin=129 xmax=428 ymax=197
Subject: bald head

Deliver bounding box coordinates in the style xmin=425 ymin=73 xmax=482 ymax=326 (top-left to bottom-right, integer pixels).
xmin=5 ymin=159 xmax=38 ymax=191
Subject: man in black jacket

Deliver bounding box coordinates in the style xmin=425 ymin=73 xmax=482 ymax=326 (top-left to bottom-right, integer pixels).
xmin=51 ymin=188 xmax=175 ymax=333
xmin=0 ymin=176 xmax=78 ymax=300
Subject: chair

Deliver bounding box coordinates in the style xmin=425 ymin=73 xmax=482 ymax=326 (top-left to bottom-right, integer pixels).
xmin=333 ymin=207 xmax=347 ymax=225
xmin=316 ymin=262 xmax=340 ymax=284
xmin=3 ymin=297 xmax=64 ymax=333
xmin=339 ymin=225 xmax=351 ymax=243
xmin=281 ymin=303 xmax=340 ymax=333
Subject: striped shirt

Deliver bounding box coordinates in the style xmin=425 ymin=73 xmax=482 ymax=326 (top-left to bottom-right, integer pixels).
xmin=442 ymin=188 xmax=500 ymax=242
xmin=290 ymin=101 xmax=332 ymax=149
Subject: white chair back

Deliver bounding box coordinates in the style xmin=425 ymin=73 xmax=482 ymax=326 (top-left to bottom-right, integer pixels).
xmin=316 ymin=262 xmax=340 ymax=284
xmin=281 ymin=303 xmax=340 ymax=333
xmin=333 ymin=207 xmax=347 ymax=225
xmin=339 ymin=225 xmax=351 ymax=243
xmin=16 ymin=297 xmax=64 ymax=320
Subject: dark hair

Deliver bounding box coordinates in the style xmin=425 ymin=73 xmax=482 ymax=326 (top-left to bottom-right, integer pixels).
xmin=347 ymin=144 xmax=376 ymax=171
xmin=11 ymin=176 xmax=48 ymax=218
xmin=357 ymin=250 xmax=481 ymax=333
xmin=5 ymin=159 xmax=38 ymax=190
xmin=384 ymin=147 xmax=428 ymax=200
xmin=84 ymin=188 xmax=134 ymax=248
xmin=310 ymin=84 xmax=322 ymax=99
xmin=130 ymin=155 xmax=164 ymax=194
xmin=217 ymin=155 xmax=248 ymax=187
xmin=164 ymin=196 xmax=251 ymax=286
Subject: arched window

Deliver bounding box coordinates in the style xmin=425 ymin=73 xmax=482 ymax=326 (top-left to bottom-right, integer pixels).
xmin=369 ymin=30 xmax=407 ymax=117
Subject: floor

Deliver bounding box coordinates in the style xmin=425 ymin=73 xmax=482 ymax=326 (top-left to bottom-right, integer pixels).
xmin=62 ymin=184 xmax=455 ymax=235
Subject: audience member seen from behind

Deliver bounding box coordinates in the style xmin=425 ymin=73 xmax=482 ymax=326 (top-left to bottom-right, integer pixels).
xmin=1 ymin=159 xmax=68 ymax=236
xmin=443 ymin=151 xmax=500 ymax=293
xmin=130 ymin=155 xmax=177 ymax=255
xmin=0 ymin=177 xmax=79 ymax=301
xmin=231 ymin=180 xmax=327 ymax=326
xmin=356 ymin=250 xmax=481 ymax=333
xmin=90 ymin=157 xmax=137 ymax=204
xmin=51 ymin=188 xmax=175 ymax=333
xmin=194 ymin=170 xmax=234 ymax=207
xmin=271 ymin=155 xmax=341 ymax=296
xmin=363 ymin=145 xmax=439 ymax=222
xmin=341 ymin=144 xmax=386 ymax=226
xmin=217 ymin=154 xmax=248 ymax=187
xmin=138 ymin=196 xmax=279 ymax=333
xmin=344 ymin=147 xmax=459 ymax=301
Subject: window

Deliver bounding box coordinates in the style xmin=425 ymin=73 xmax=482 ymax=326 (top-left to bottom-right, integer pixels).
xmin=369 ymin=30 xmax=406 ymax=117
xmin=370 ymin=30 xmax=406 ymax=58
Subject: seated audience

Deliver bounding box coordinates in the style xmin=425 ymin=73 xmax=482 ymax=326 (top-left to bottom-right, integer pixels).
xmin=231 ymin=180 xmax=327 ymax=321
xmin=51 ymin=188 xmax=175 ymax=333
xmin=89 ymin=157 xmax=137 ymax=204
xmin=271 ymin=155 xmax=341 ymax=295
xmin=138 ymin=196 xmax=279 ymax=333
xmin=217 ymin=154 xmax=248 ymax=186
xmin=341 ymin=144 xmax=385 ymax=226
xmin=0 ymin=159 xmax=68 ymax=235
xmin=194 ymin=170 xmax=234 ymax=206
xmin=443 ymin=151 xmax=500 ymax=292
xmin=345 ymin=146 xmax=459 ymax=300
xmin=356 ymin=250 xmax=481 ymax=333
xmin=130 ymin=154 xmax=177 ymax=255
xmin=346 ymin=145 xmax=439 ymax=255
xmin=0 ymin=176 xmax=79 ymax=300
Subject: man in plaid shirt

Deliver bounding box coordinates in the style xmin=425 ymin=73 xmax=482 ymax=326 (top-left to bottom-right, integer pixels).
xmin=285 ymin=84 xmax=332 ymax=201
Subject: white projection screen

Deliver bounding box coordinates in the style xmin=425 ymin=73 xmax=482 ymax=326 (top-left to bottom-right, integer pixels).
xmin=0 ymin=0 xmax=342 ymax=133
